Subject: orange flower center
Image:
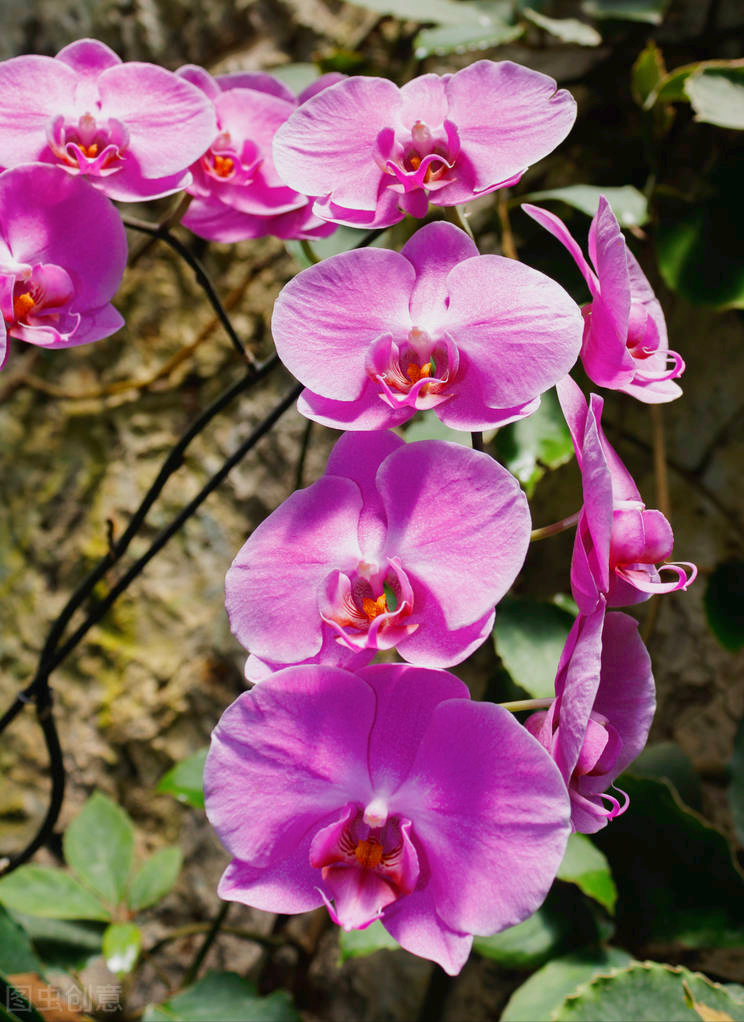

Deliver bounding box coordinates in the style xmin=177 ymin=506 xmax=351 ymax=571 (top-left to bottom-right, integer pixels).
xmin=354 ymin=837 xmax=384 ymax=869
xmin=362 ymin=594 xmax=388 ymax=620
xmin=13 ymin=292 xmax=35 ymax=322
xmin=80 ymin=142 xmax=99 ymax=158
xmin=213 ymin=155 xmax=235 ymax=178
xmin=406 ymin=362 xmax=432 ymax=384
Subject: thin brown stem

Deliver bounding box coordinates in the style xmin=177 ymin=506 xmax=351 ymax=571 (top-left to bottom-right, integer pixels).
xmin=498 ymin=191 xmax=519 ymax=260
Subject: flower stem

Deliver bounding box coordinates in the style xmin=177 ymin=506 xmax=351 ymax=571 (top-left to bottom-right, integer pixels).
xmin=300 ymin=239 xmax=321 ymax=265
xmin=530 ymin=511 xmax=580 ymax=542
xmin=500 ymin=697 xmax=554 ymax=713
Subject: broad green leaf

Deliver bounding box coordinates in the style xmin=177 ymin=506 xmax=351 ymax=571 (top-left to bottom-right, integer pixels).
xmin=0 ymin=975 xmax=44 ymax=1022
xmin=501 ymin=948 xmax=633 ymax=1021
xmin=127 ymin=847 xmax=183 ymax=912
xmin=594 ymin=774 xmax=744 ymax=949
xmin=402 ymin=410 xmax=471 ymax=446
xmin=554 ymin=961 xmax=744 ymax=1021
xmin=339 ymin=920 xmax=400 ymax=960
xmin=631 ymin=741 xmax=703 ymax=811
xmin=414 ymin=19 xmax=523 ymax=58
xmin=285 ymin=226 xmax=378 ymax=269
xmin=521 ymin=9 xmax=601 ymax=45
xmin=143 ymin=971 xmax=300 ymax=1022
xmin=493 ymin=388 xmax=574 ymax=496
xmin=473 ymin=885 xmax=602 ymax=970
xmin=0 ymin=906 xmax=44 ymax=975
xmin=520 ymin=185 xmax=648 ymax=228
xmin=0 ymin=867 xmax=110 ymax=922
xmin=269 ymin=63 xmax=319 ymax=96
xmin=581 ymin=0 xmax=669 ymax=24
xmin=730 ymin=716 xmax=744 ymax=846
xmin=705 ymin=560 xmax=744 ymax=652
xmin=63 ymin=792 xmax=135 ymax=906
xmin=102 ymin=922 xmax=141 ymax=976
xmin=10 ymin=914 xmax=105 ymax=971
xmin=557 ymin=834 xmax=617 ymax=914
xmin=685 ymin=67 xmax=744 ymax=130
xmin=345 ymin=0 xmax=492 ymax=26
xmin=647 ymin=58 xmax=744 ymax=107
xmin=493 ymin=597 xmax=575 ymax=699
xmin=631 ymin=40 xmax=666 ymax=107
xmin=656 ymin=160 xmax=744 ymax=309
xmin=157 ymin=748 xmax=208 ymax=809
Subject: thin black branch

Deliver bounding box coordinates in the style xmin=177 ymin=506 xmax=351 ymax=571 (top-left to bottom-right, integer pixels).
xmin=122 ymin=215 xmax=254 ymax=365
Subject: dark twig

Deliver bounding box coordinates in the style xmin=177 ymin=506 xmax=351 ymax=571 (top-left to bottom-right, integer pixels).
xmin=182 ymin=901 xmax=231 ymax=987
xmin=295 ymin=418 xmax=314 ymax=490
xmin=123 ymin=215 xmax=254 ymax=365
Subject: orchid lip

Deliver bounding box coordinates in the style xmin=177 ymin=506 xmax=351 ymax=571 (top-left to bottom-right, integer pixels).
xmin=633 ymin=347 xmax=686 ymax=383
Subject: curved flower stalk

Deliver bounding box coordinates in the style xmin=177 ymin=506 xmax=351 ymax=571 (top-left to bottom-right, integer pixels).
xmin=557 ymin=374 xmax=696 ymax=613
xmin=525 ymin=610 xmax=655 ymax=834
xmin=273 ymin=60 xmax=576 ymax=229
xmin=523 ymin=198 xmax=684 ymax=402
xmin=0 ymin=38 xmax=217 ymax=201
xmin=272 ymin=221 xmax=583 ymax=431
xmin=205 ymin=661 xmax=571 ymax=975
xmin=226 ymin=431 xmax=531 ymax=681
xmin=0 ymin=164 xmax=127 ymax=370
xmin=176 ymin=65 xmax=343 ymax=242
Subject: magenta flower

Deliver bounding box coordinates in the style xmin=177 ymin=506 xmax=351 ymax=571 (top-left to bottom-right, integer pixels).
xmin=273 ymin=61 xmax=576 ymax=229
xmin=226 ymin=431 xmax=530 ymax=681
xmin=523 ymin=198 xmax=684 ymax=402
xmin=205 ymin=661 xmax=571 ymax=974
xmin=0 ymin=38 xmax=216 ymax=201
xmin=0 ymin=164 xmax=127 ymax=370
xmin=271 ymin=221 xmax=583 ymax=431
xmin=557 ymin=375 xmax=696 ymax=614
xmin=176 ymin=65 xmax=342 ymax=242
xmin=525 ymin=610 xmax=655 ymax=833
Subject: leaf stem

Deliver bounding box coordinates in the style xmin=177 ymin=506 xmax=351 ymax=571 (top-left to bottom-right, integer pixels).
xmin=530 ymin=511 xmax=580 ymax=542
xmin=500 ymin=697 xmax=554 ymax=713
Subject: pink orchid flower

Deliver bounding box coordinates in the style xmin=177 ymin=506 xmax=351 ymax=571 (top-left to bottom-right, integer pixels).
xmin=557 ymin=374 xmax=696 ymax=614
xmin=271 ymin=221 xmax=583 ymax=431
xmin=0 ymin=164 xmax=127 ymax=370
xmin=273 ymin=60 xmax=576 ymax=229
xmin=205 ymin=661 xmax=571 ymax=974
xmin=526 ymin=608 xmax=655 ymax=833
xmin=0 ymin=38 xmax=216 ymax=201
xmin=176 ymin=65 xmax=343 ymax=242
xmin=226 ymin=431 xmax=530 ymax=681
xmin=523 ymin=198 xmax=684 ymax=402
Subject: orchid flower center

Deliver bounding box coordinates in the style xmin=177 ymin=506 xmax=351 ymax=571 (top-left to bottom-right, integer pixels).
xmin=47 ymin=113 xmax=129 ymax=175
xmin=309 ymin=801 xmax=419 ymax=930
xmin=318 ymin=557 xmax=418 ymax=653
xmin=3 ymin=267 xmax=77 ymax=335
xmin=202 ymin=132 xmax=242 ymax=181
xmin=380 ymin=118 xmax=459 ymax=196
xmin=13 ymin=290 xmax=36 ymax=323
xmin=367 ymin=328 xmax=459 ymax=411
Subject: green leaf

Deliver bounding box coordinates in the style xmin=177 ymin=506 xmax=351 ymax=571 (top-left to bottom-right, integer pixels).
xmin=730 ymin=716 xmax=744 ymax=846
xmin=686 ymin=67 xmax=744 ymax=130
xmin=501 ymin=948 xmax=633 ymax=1022
xmin=63 ymin=792 xmax=135 ymax=906
xmin=10 ymin=914 xmax=105 ymax=971
xmin=102 ymin=922 xmax=141 ymax=976
xmin=402 ymin=410 xmax=471 ymax=446
xmin=493 ymin=597 xmax=575 ymax=699
xmin=285 ymin=225 xmax=380 ymax=269
xmin=0 ymin=867 xmax=110 ymax=922
xmin=414 ymin=19 xmax=524 ymax=59
xmin=157 ymin=748 xmax=208 ymax=809
xmin=705 ymin=560 xmax=744 ymax=652
xmin=493 ymin=387 xmax=575 ymax=496
xmin=143 ymin=971 xmax=300 ymax=1022
xmin=473 ymin=884 xmax=602 ymax=970
xmin=345 ymin=0 xmax=493 ymax=26
xmin=656 ymin=159 xmax=744 ymax=309
xmin=338 ymin=920 xmax=400 ymax=961
xmin=0 ymin=975 xmax=45 ymax=1022
xmin=594 ymin=774 xmax=744 ymax=949
xmin=521 ymin=9 xmax=601 ymax=45
xmin=648 ymin=58 xmax=744 ymax=107
xmin=127 ymin=847 xmax=183 ymax=912
xmin=580 ymin=0 xmax=669 ymax=24
xmin=520 ymin=185 xmax=648 ymax=228
xmin=554 ymin=961 xmax=744 ymax=1021
xmin=0 ymin=906 xmax=44 ymax=975
xmin=631 ymin=40 xmax=667 ymax=107
xmin=557 ymin=834 xmax=617 ymax=914
xmin=268 ymin=63 xmax=319 ymax=96
xmin=631 ymin=741 xmax=703 ymax=811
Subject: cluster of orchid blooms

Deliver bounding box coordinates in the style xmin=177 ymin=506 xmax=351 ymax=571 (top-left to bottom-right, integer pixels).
xmin=1 ymin=38 xmax=696 ymax=975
